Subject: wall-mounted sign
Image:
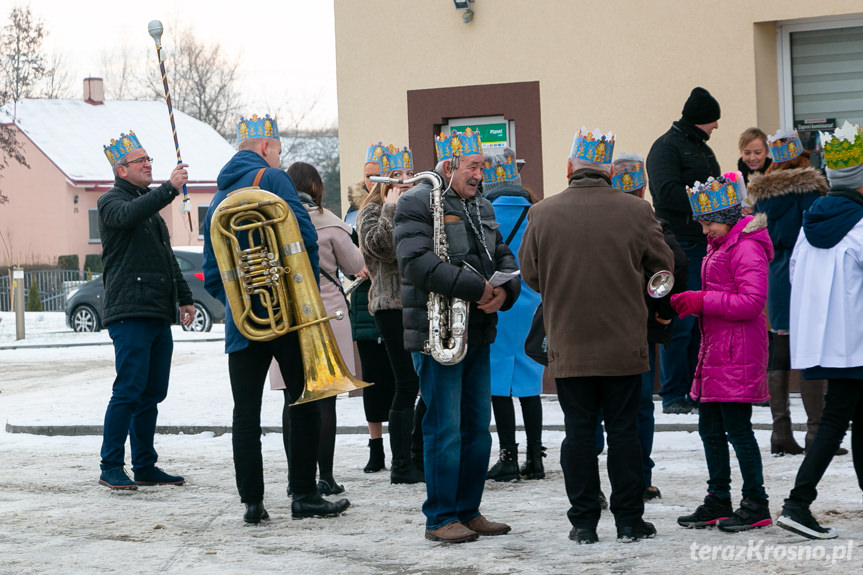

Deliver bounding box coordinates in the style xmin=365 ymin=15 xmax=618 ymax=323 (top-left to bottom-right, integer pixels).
xmin=445 ymin=115 xmax=514 ymax=153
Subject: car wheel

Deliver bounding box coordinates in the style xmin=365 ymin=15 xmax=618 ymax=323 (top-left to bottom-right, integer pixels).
xmin=182 ymin=302 xmax=213 ymax=332
xmin=71 ymin=305 xmax=101 ymax=333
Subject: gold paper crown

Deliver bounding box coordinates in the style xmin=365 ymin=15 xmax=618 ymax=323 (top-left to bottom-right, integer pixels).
xmin=821 ymin=121 xmax=863 ymax=170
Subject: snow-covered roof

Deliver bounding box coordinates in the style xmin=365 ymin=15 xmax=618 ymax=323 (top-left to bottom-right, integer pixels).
xmin=0 ymin=99 xmax=236 ymax=184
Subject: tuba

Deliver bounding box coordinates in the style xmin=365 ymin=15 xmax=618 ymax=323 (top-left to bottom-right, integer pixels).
xmin=209 ymin=185 xmax=371 ymax=404
xmin=370 ymin=172 xmax=468 ymax=365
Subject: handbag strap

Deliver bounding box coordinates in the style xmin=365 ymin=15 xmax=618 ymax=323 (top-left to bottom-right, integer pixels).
xmin=504 ymin=206 xmax=530 ymax=246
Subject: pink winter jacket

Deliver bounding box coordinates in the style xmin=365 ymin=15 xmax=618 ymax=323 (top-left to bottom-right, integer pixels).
xmin=690 ymin=214 xmax=773 ymax=404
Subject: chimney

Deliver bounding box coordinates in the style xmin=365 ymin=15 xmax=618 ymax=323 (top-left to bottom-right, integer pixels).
xmin=83 ymin=77 xmax=104 ymax=105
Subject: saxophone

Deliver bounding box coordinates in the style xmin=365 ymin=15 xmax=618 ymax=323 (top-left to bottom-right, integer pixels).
xmin=370 ymin=171 xmax=469 ymax=365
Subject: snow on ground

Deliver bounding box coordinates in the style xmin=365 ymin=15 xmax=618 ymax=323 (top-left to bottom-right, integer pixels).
xmin=1 ymin=313 xmax=860 ymax=574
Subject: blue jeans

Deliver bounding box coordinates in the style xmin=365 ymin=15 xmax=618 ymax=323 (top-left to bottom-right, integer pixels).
xmin=594 ymin=347 xmax=656 ymax=487
xmin=412 ymin=345 xmax=492 ymax=530
xmin=101 ymin=319 xmax=173 ymax=471
xmin=659 ymin=241 xmax=705 ymax=407
xmin=698 ymin=402 xmax=767 ymax=501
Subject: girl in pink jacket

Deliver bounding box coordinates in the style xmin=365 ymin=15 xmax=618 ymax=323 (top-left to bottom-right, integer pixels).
xmin=671 ymin=172 xmax=773 ymax=533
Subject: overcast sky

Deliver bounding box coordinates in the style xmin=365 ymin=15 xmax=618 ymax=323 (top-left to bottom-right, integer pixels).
xmin=19 ymin=0 xmax=338 ymax=129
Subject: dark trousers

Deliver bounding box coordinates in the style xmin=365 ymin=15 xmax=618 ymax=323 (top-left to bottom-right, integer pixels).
xmin=658 ymin=241 xmax=705 ymax=407
xmin=228 ymin=333 xmax=320 ymax=503
xmin=101 ymin=319 xmax=173 ymax=471
xmin=357 ymin=339 xmax=395 ymax=423
xmin=375 ymin=309 xmax=420 ymax=409
xmin=788 ymin=379 xmax=863 ymax=506
xmin=491 ymin=394 xmax=543 ymax=446
xmin=557 ymin=374 xmax=644 ymax=529
xmin=699 ymin=402 xmax=766 ymax=501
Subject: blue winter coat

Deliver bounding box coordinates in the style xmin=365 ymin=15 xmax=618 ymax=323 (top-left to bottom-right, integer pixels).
xmin=202 ymin=150 xmax=319 ymax=354
xmin=487 ymin=185 xmax=543 ymax=397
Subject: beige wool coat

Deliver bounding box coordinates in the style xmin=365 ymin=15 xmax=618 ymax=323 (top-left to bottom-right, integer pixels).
xmin=519 ymin=169 xmax=673 ymax=378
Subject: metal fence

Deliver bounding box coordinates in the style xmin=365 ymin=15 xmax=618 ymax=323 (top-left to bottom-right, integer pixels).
xmin=0 ymin=270 xmax=94 ymax=312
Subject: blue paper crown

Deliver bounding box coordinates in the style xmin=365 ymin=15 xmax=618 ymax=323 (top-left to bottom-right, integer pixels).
xmin=482 ymin=155 xmax=518 ymax=185
xmin=686 ymin=172 xmax=746 ymax=216
xmin=236 ymin=114 xmax=279 ymax=142
xmin=571 ymin=127 xmax=615 ymax=164
xmin=768 ymin=130 xmax=803 ymax=162
xmin=435 ymin=128 xmax=482 ymax=161
xmin=103 ymin=130 xmax=142 ymax=165
xmin=611 ymin=161 xmax=646 ymax=192
xmin=366 ymin=142 xmax=387 ymax=165
xmin=385 ymin=145 xmax=414 ymax=172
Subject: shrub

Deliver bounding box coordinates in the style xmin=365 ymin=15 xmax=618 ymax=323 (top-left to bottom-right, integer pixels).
xmin=26 ymin=280 xmax=43 ymax=311
xmin=57 ymin=255 xmax=79 ymax=271
xmin=84 ymin=253 xmax=103 ymax=274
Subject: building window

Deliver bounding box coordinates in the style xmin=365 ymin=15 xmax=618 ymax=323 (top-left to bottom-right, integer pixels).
xmin=88 ymin=208 xmax=101 ymax=243
xmin=198 ymin=205 xmax=209 ymax=239
xmin=779 ymin=16 xmax=863 ymax=154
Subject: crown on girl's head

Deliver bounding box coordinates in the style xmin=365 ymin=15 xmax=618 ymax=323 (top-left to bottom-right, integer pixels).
xmin=571 ymin=127 xmax=615 ymax=164
xmin=435 ymin=128 xmax=483 ymax=162
xmin=768 ymin=129 xmax=803 ymax=162
xmin=821 ymin=121 xmax=863 ymax=170
xmin=611 ymin=153 xmax=645 ymax=192
xmin=686 ymin=171 xmax=747 ymax=216
xmin=385 ymin=145 xmax=414 ymax=172
xmin=236 ymin=114 xmax=279 ymax=142
xmin=366 ymin=142 xmax=387 ymax=165
xmin=103 ymin=130 xmax=142 ymax=165
xmin=482 ymin=154 xmax=518 ymax=185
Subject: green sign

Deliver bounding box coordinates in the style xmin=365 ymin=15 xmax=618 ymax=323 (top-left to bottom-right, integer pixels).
xmin=450 ymin=122 xmax=508 ymax=148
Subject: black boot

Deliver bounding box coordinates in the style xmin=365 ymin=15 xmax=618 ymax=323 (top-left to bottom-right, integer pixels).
xmin=364 ymin=437 xmax=386 ymax=473
xmin=487 ymin=444 xmax=519 ymax=482
xmin=520 ymin=441 xmax=547 ymax=479
xmin=316 ymin=474 xmax=345 ymax=496
xmin=291 ymin=492 xmax=350 ymax=519
xmin=389 ymin=408 xmax=425 ymax=484
xmin=243 ymin=501 xmax=270 ymax=524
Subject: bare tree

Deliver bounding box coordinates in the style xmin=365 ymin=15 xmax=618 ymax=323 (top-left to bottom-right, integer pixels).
xmin=38 ymin=49 xmax=73 ymax=99
xmin=0 ymin=5 xmax=47 ymax=111
xmin=100 ymin=42 xmax=140 ymax=100
xmin=143 ymin=27 xmax=242 ymax=138
xmin=282 ymin=126 xmax=341 ymax=216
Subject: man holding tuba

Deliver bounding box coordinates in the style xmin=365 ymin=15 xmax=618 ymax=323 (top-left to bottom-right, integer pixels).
xmin=202 ymin=114 xmax=349 ymax=524
xmin=393 ymin=129 xmax=520 ymax=543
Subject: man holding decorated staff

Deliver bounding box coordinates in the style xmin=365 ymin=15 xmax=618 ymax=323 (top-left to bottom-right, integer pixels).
xmin=393 ymin=128 xmax=520 ymax=543
xmin=203 ymin=114 xmax=349 ymax=524
xmin=97 ymin=130 xmax=195 ymax=490
xmin=520 ymin=128 xmax=672 ymax=544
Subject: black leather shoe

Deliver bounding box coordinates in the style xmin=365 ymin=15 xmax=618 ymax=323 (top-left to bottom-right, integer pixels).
xmin=317 ymin=477 xmax=345 ymax=496
xmin=617 ymin=520 xmax=657 ymax=542
xmin=291 ymin=493 xmax=350 ymax=519
xmin=243 ymin=502 xmax=270 ymax=524
xmin=569 ymin=527 xmax=599 ymax=544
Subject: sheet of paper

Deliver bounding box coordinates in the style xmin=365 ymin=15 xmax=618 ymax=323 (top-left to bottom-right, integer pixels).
xmin=489 ymin=270 xmax=520 ymax=287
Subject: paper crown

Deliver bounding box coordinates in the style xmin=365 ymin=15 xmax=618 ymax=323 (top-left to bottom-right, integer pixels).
xmin=820 ymin=120 xmax=863 ymax=170
xmin=482 ymin=154 xmax=518 ymax=185
xmin=611 ymin=153 xmax=645 ymax=191
xmin=686 ymin=171 xmax=747 ymax=216
xmin=236 ymin=114 xmax=279 ymax=142
xmin=385 ymin=145 xmax=414 ymax=172
xmin=571 ymin=127 xmax=615 ymax=164
xmin=435 ymin=128 xmax=482 ymax=162
xmin=103 ymin=130 xmax=142 ymax=165
xmin=366 ymin=142 xmax=387 ymax=165
xmin=768 ymin=129 xmax=803 ymax=162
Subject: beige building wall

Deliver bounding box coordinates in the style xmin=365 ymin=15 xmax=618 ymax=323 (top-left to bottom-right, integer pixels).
xmin=335 ymin=1 xmax=863 ymax=203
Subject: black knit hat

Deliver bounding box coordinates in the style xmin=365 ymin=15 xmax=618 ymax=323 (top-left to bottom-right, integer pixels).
xmin=682 ymin=87 xmax=721 ymax=124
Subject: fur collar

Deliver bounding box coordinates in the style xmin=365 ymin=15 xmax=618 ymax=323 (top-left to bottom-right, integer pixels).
xmin=741 ymin=212 xmax=767 ymax=234
xmin=348 ymin=181 xmax=369 ymax=209
xmin=746 ymin=167 xmax=828 ymax=201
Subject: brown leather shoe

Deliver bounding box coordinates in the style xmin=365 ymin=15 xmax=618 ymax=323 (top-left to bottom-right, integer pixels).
xmin=424 ymin=521 xmax=478 ymax=543
xmin=465 ymin=515 xmax=511 ymax=536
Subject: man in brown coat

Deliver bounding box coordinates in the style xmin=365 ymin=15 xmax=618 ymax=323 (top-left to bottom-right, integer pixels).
xmin=519 ymin=128 xmax=672 ymax=544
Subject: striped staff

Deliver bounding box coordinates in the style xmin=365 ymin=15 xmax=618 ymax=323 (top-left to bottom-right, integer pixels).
xmin=147 ymin=20 xmax=193 ymax=232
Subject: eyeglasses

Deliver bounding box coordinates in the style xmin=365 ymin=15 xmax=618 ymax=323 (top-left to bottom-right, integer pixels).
xmin=121 ymin=156 xmax=153 ymax=166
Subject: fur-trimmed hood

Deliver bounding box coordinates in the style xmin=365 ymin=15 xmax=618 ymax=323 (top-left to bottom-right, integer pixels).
xmin=742 ymin=211 xmax=767 ymax=234
xmin=348 ymin=181 xmax=369 ymax=210
xmin=746 ymin=167 xmax=828 ymax=201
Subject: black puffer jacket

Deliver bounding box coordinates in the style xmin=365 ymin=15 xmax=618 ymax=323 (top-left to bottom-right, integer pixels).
xmin=97 ymin=177 xmax=193 ymax=326
xmin=647 ymin=119 xmax=721 ymax=243
xmin=394 ymin=174 xmax=520 ymax=352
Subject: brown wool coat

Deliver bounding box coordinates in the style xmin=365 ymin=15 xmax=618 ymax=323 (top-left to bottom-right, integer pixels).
xmin=519 ymin=170 xmax=673 ymax=378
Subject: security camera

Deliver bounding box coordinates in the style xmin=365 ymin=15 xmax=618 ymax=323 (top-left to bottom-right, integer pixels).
xmin=462 ymin=8 xmax=474 ymax=23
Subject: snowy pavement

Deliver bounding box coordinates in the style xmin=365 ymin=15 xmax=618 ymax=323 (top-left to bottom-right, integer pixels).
xmin=0 ymin=312 xmax=860 ymax=574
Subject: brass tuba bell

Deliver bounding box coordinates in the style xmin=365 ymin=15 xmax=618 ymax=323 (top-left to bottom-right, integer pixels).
xmin=209 ymin=186 xmax=371 ymax=405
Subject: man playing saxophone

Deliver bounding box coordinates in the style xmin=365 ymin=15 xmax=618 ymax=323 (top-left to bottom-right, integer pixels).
xmin=393 ymin=129 xmax=520 ymax=543
xmin=202 ymin=114 xmax=349 ymax=524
